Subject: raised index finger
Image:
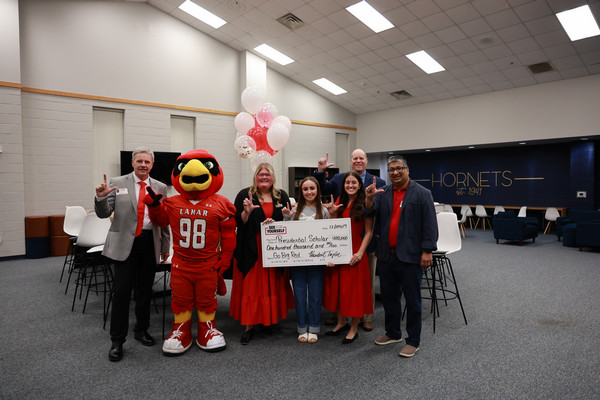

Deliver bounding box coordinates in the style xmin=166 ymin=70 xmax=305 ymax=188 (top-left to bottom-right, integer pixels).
xmin=324 ymin=152 xmax=329 ymax=162
xmin=103 ymin=174 xmax=108 ymax=186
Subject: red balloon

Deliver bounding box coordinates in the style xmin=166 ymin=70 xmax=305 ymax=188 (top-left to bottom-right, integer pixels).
xmin=247 ymin=126 xmax=268 ymax=151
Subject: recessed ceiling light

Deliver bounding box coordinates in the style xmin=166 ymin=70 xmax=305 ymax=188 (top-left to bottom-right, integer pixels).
xmin=580 ymin=137 xmax=589 ymax=140
xmin=519 ymin=142 xmax=526 ymax=145
xmin=468 ymin=146 xmax=475 ymax=149
xmin=346 ymin=1 xmax=394 ymax=33
xmin=406 ymin=50 xmax=445 ymax=74
xmin=425 ymin=149 xmax=431 ymax=152
xmin=254 ymin=44 xmax=294 ymax=66
xmin=556 ymin=5 xmax=600 ymax=41
xmin=179 ymin=0 xmax=226 ymax=29
xmin=312 ymin=78 xmax=347 ymax=95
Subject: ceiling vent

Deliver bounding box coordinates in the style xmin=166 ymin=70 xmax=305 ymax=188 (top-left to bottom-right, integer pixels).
xmin=390 ymin=90 xmax=412 ymax=100
xmin=527 ymin=62 xmax=554 ymax=74
xmin=277 ymin=13 xmax=304 ymax=30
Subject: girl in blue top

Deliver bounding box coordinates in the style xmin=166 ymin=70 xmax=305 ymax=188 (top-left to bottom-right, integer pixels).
xmin=283 ymin=177 xmax=330 ymax=344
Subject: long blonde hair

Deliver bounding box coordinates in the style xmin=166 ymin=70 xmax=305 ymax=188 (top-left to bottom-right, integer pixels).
xmin=248 ymin=163 xmax=282 ymax=205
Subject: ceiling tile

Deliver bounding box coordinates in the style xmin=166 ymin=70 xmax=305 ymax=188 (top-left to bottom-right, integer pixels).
xmin=524 ymin=15 xmax=562 ymax=35
xmin=471 ymin=0 xmax=509 ymax=16
xmin=482 ymin=44 xmax=513 ymax=60
xmin=552 ymin=55 xmax=584 ymax=70
xmin=459 ymin=18 xmax=493 ymax=36
xmin=485 ymin=9 xmax=521 ymax=30
xmin=513 ymin=0 xmax=553 ymax=22
xmin=496 ymin=23 xmax=531 ymax=42
xmin=445 ymin=3 xmax=481 ymax=24
xmin=400 ymin=19 xmax=432 ymax=38
xmin=449 ymin=39 xmax=479 ymax=55
xmin=360 ymin=34 xmax=392 ymax=51
xmin=435 ymin=25 xmax=468 ymax=43
xmin=406 ymin=0 xmax=442 ymax=18
xmin=422 ymin=11 xmax=455 ymax=31
xmin=414 ymin=32 xmax=444 ymax=48
xmin=559 ymin=66 xmax=591 ymax=79
xmin=460 ymin=50 xmax=489 ymax=68
xmin=507 ymin=37 xmax=540 ymax=53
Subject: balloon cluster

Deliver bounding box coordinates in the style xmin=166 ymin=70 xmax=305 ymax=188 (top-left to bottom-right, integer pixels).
xmin=233 ymin=87 xmax=292 ymax=170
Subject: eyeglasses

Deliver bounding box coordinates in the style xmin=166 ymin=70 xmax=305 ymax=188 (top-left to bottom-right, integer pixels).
xmin=388 ymin=166 xmax=407 ymax=173
xmin=257 ymin=173 xmax=272 ymax=178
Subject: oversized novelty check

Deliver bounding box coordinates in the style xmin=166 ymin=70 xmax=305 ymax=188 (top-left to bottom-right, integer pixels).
xmin=261 ymin=218 xmax=353 ymax=267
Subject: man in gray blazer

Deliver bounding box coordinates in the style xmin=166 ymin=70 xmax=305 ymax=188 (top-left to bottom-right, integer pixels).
xmin=364 ymin=155 xmax=438 ymax=358
xmin=95 ymin=147 xmax=170 ymax=362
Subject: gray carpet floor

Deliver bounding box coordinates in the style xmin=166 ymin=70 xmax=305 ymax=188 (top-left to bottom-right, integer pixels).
xmin=1 ymin=229 xmax=599 ymax=400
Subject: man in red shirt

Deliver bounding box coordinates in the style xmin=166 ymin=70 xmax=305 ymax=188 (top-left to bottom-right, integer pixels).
xmin=364 ymin=155 xmax=438 ymax=358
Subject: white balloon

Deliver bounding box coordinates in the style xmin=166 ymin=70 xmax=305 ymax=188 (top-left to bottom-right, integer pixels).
xmin=250 ymin=150 xmax=273 ymax=171
xmin=241 ymin=87 xmax=265 ymax=115
xmin=271 ymin=115 xmax=292 ymax=133
xmin=262 ymin=102 xmax=279 ymax=119
xmin=234 ymin=112 xmax=255 ymax=135
xmin=234 ymin=135 xmax=257 ymax=158
xmin=266 ymin=123 xmax=290 ymax=151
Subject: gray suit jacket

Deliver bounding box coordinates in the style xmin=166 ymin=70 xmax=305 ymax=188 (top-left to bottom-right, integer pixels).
xmin=94 ymin=173 xmax=170 ymax=262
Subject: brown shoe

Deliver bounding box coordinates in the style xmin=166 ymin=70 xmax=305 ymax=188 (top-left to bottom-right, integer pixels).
xmin=399 ymin=344 xmax=419 ymax=358
xmin=374 ymin=335 xmax=403 ymax=346
xmin=362 ymin=321 xmax=373 ymax=331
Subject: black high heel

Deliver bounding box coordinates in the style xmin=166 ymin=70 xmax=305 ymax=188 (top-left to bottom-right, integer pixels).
xmin=324 ymin=323 xmax=350 ymax=336
xmin=241 ymin=328 xmax=255 ymax=345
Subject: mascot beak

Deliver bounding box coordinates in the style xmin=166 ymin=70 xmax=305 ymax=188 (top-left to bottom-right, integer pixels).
xmin=178 ymin=159 xmax=213 ymax=192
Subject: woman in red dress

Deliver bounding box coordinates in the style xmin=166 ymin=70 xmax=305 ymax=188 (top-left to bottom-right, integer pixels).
xmin=230 ymin=163 xmax=294 ymax=344
xmin=323 ymin=171 xmax=374 ymax=344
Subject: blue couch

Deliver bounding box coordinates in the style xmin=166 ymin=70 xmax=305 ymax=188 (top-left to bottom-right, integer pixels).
xmin=575 ymin=222 xmax=600 ymax=250
xmin=493 ymin=210 xmax=538 ymax=246
xmin=556 ymin=209 xmax=600 ymax=247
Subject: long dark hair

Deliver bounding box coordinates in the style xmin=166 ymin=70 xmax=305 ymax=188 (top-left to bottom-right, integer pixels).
xmin=294 ymin=176 xmax=325 ymax=220
xmin=338 ymin=171 xmax=365 ymax=221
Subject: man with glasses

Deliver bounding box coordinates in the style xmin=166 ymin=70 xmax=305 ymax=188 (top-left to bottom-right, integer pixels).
xmin=364 ymin=155 xmax=438 ymax=358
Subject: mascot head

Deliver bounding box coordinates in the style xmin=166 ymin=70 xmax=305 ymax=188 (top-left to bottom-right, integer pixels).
xmin=172 ymin=149 xmax=224 ymax=200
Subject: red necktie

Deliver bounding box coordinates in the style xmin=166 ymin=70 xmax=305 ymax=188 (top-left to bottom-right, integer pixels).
xmin=135 ymin=181 xmax=147 ymax=237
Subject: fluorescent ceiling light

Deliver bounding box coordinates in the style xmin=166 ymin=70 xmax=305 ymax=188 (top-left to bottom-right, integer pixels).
xmin=346 ymin=1 xmax=394 ymax=33
xmin=556 ymin=5 xmax=600 ymax=41
xmin=406 ymin=50 xmax=445 ymax=74
xmin=254 ymin=44 xmax=294 ymax=66
xmin=179 ymin=0 xmax=226 ymax=29
xmin=313 ymin=78 xmax=347 ymax=95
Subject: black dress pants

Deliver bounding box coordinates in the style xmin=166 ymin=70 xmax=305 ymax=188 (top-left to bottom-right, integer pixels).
xmin=110 ymin=230 xmax=156 ymax=344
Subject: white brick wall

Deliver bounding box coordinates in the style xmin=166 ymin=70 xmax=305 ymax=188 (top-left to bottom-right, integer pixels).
xmin=0 ymin=86 xmax=25 ymax=257
xmin=5 ymin=91 xmax=344 ymax=257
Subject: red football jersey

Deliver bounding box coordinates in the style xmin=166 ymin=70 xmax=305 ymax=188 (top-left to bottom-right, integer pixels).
xmin=161 ymin=194 xmax=236 ymax=261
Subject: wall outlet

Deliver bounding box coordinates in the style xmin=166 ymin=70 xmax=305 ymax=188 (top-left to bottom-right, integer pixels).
xmin=577 ymin=191 xmax=587 ymax=198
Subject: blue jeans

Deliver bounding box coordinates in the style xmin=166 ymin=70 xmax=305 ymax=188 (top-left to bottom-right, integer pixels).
xmin=378 ymin=256 xmax=423 ymax=348
xmin=291 ymin=266 xmax=324 ymax=334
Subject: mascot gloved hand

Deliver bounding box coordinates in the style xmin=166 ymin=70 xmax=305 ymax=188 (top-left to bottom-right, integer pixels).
xmin=144 ymin=149 xmax=236 ymax=356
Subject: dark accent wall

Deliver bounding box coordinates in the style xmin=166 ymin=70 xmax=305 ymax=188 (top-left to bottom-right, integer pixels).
xmin=405 ymin=141 xmax=597 ymax=209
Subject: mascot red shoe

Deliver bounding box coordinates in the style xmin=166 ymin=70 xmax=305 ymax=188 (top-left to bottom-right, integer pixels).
xmin=144 ymin=149 xmax=236 ymax=356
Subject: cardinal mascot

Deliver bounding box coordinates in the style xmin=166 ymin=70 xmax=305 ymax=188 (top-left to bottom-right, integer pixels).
xmin=144 ymin=149 xmax=236 ymax=356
